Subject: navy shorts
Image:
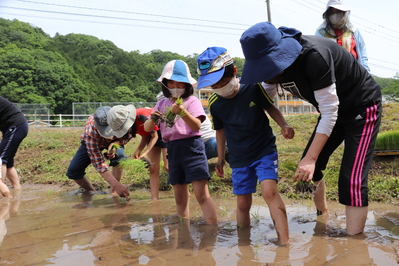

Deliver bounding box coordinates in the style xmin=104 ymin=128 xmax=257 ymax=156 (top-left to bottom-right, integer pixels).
xmin=231 ymin=151 xmax=278 ymax=195
xmin=66 ymin=141 xmax=126 ymax=180
xmin=154 ymin=130 xmax=167 ymax=149
xmin=167 ymin=136 xmax=210 ymax=185
xmin=0 ymin=121 xmax=29 ymax=168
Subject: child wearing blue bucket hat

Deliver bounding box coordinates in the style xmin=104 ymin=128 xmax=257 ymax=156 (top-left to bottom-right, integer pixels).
xmin=197 ymin=47 xmax=295 ymax=244
xmin=240 ymin=21 xmax=382 ymax=236
xmin=144 ymin=60 xmax=217 ymax=224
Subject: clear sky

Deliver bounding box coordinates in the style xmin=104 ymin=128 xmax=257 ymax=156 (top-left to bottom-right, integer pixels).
xmin=1 ymin=0 xmax=399 ymax=78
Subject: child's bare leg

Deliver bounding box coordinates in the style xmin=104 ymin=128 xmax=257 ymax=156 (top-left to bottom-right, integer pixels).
xmin=192 ymin=179 xmax=217 ymax=224
xmin=161 ymin=148 xmax=168 ymax=172
xmin=173 ymin=184 xmax=190 ymax=219
xmin=6 ymin=167 xmax=21 ymax=189
xmin=148 ymin=147 xmax=161 ymax=200
xmin=313 ymin=179 xmax=328 ymax=215
xmin=0 ymin=161 xmax=12 ymax=198
xmin=260 ymin=180 xmax=289 ymax=244
xmin=0 ymin=179 xmax=12 ymax=198
xmin=1 ymin=161 xmax=5 ymax=181
xmin=236 ymin=194 xmax=252 ymax=228
xmin=74 ymin=176 xmax=96 ymax=192
xmin=110 ymin=166 xmax=122 ymax=196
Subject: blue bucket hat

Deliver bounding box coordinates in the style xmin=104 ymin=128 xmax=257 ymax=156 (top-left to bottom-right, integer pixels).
xmin=239 ymin=22 xmax=302 ymax=84
xmin=196 ymin=47 xmax=234 ymax=89
xmin=156 ymin=60 xmax=197 ymax=87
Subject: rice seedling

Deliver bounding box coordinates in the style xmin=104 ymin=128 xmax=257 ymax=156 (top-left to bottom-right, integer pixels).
xmin=375 ymin=130 xmax=399 ymax=151
xmin=160 ymin=96 xmax=184 ymax=127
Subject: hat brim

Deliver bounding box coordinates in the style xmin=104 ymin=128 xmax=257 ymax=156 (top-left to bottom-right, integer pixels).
xmin=240 ymin=37 xmax=302 ymax=84
xmin=197 ymin=68 xmax=226 ymax=89
xmin=323 ymin=5 xmax=350 ymax=17
xmin=113 ymin=105 xmax=136 ymax=138
xmin=97 ymin=124 xmax=114 ymax=138
xmin=156 ymin=76 xmax=198 ymax=88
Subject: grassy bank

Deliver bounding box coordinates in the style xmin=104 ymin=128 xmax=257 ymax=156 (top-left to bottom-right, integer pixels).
xmin=11 ymin=102 xmax=399 ymax=204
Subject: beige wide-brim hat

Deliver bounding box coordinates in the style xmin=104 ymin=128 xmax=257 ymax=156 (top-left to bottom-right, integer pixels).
xmin=107 ymin=104 xmax=136 ymax=138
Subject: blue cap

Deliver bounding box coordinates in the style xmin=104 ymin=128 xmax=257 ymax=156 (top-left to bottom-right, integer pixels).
xmin=196 ymin=47 xmax=234 ymax=89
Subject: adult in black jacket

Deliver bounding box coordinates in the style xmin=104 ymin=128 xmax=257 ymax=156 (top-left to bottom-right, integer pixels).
xmin=240 ymin=21 xmax=382 ymax=235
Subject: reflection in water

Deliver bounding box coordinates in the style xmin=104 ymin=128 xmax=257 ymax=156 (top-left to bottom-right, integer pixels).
xmin=0 ymin=190 xmax=21 ymax=246
xmin=0 ymin=185 xmax=398 ymax=265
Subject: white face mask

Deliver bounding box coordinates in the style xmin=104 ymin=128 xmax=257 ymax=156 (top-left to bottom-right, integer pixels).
xmin=168 ymin=88 xmax=185 ymax=98
xmin=329 ymin=13 xmax=346 ymax=29
xmin=212 ymin=77 xmax=237 ymax=97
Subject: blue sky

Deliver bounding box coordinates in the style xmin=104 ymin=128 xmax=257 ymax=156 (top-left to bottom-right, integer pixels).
xmin=1 ymin=0 xmax=398 ymax=78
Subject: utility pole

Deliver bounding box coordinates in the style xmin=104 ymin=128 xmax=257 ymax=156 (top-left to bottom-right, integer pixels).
xmin=265 ymin=0 xmax=272 ymax=22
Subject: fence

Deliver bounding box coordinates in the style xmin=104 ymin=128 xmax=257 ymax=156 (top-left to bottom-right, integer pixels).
xmin=27 ymin=102 xmax=157 ymax=128
xmin=72 ymin=102 xmax=156 ymax=117
xmin=27 ymin=114 xmax=91 ymax=128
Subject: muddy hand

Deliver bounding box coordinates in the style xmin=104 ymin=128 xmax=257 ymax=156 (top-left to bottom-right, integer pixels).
xmin=215 ymin=162 xmax=224 ymax=177
xmin=150 ymin=111 xmax=162 ymax=123
xmin=115 ymin=184 xmax=130 ymax=201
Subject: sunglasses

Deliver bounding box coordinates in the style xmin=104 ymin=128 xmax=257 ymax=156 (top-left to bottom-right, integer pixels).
xmin=197 ymin=52 xmax=233 ymax=75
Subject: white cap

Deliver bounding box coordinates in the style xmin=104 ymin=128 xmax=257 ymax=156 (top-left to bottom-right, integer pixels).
xmin=323 ymin=0 xmax=350 ymax=17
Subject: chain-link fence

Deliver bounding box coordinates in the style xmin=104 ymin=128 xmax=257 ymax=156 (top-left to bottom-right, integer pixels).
xmin=12 ymin=102 xmax=157 ymax=127
xmin=71 ymin=102 xmax=157 ymax=126
xmin=13 ymin=103 xmax=51 ymax=126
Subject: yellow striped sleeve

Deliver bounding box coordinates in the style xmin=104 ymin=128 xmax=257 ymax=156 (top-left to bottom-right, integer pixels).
xmin=258 ymin=83 xmax=274 ymax=105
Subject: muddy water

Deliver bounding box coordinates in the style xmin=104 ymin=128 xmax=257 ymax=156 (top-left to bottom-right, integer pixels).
xmin=1 ymin=185 xmax=399 ymax=266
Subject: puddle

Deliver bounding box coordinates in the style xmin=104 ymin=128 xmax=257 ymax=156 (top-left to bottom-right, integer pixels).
xmin=0 ymin=184 xmax=399 ymax=265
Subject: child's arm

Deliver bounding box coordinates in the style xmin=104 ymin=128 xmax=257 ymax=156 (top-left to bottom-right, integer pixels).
xmin=133 ymin=135 xmax=150 ymax=159
xmin=140 ymin=131 xmax=158 ymax=158
xmin=171 ymin=102 xmax=201 ymax=131
xmin=266 ymin=105 xmax=295 ymax=139
xmin=215 ymin=129 xmax=226 ymax=177
xmin=144 ymin=111 xmax=161 ymax=132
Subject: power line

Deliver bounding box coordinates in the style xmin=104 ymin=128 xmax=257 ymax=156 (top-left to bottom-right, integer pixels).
xmin=13 ymin=0 xmax=252 ymax=27
xmin=369 ymin=63 xmax=399 ymax=72
xmin=1 ymin=12 xmax=239 ymax=36
xmin=369 ymin=57 xmax=399 ymax=67
xmin=2 ymin=0 xmax=399 ymax=76
xmin=0 ymin=5 xmax=247 ymax=31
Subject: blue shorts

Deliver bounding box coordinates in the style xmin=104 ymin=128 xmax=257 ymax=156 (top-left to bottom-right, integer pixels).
xmin=231 ymin=151 xmax=278 ymax=195
xmin=167 ymin=137 xmax=210 ymax=185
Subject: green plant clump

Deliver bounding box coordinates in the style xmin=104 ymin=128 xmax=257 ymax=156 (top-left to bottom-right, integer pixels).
xmin=375 ymin=130 xmax=399 ymax=150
